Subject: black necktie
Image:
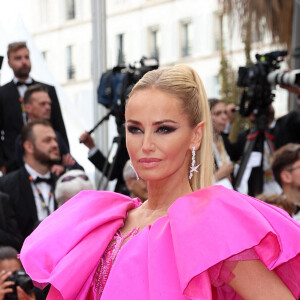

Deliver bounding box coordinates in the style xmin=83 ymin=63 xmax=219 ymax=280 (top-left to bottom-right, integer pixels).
xmin=15 ymin=81 xmax=33 ymax=87
xmin=34 ymin=176 xmax=53 ymax=184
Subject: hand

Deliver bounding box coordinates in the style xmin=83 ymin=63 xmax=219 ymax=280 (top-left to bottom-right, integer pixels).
xmin=16 ymin=286 xmax=36 ymax=300
xmin=214 ymin=162 xmax=234 ymax=182
xmin=226 ymin=103 xmax=237 ymax=124
xmin=79 ymin=131 xmax=96 ymax=150
xmin=0 ymin=166 xmax=6 ymax=176
xmin=0 ymin=270 xmax=14 ymax=300
xmin=61 ymin=154 xmax=75 ymax=166
xmin=50 ymin=164 xmax=65 ymax=176
xmin=280 ymin=84 xmax=300 ymax=95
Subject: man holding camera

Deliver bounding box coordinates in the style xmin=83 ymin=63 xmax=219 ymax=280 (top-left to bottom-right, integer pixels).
xmin=0 ymin=246 xmax=45 ymax=300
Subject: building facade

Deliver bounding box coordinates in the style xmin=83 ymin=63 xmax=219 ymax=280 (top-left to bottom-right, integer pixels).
xmin=17 ymin=0 xmax=288 ymax=187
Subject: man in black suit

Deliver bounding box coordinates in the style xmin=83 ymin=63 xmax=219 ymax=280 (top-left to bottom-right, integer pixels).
xmin=0 ymin=120 xmax=60 ymax=240
xmin=0 ymin=192 xmax=22 ymax=251
xmin=0 ymin=41 xmax=68 ymax=174
xmin=14 ymin=84 xmax=83 ymax=175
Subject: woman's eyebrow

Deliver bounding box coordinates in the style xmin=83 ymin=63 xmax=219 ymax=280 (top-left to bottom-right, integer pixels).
xmin=126 ymin=119 xmax=179 ymax=125
xmin=153 ymin=120 xmax=179 ymax=125
xmin=126 ymin=120 xmax=140 ymax=124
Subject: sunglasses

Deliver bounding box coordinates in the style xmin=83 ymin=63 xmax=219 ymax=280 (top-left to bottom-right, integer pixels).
xmin=61 ymin=174 xmax=89 ymax=183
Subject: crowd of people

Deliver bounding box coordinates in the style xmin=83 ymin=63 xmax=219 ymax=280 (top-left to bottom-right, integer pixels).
xmin=0 ymin=41 xmax=300 ymax=299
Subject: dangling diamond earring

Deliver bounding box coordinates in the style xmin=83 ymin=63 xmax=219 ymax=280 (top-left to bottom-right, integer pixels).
xmin=189 ymin=146 xmax=200 ymax=180
xmin=129 ymin=161 xmax=139 ymax=180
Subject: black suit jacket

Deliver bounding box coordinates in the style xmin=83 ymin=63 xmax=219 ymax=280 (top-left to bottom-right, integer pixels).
xmin=273 ymin=111 xmax=300 ymax=150
xmin=0 ymin=191 xmax=23 ymax=251
xmin=0 ymin=166 xmax=57 ymax=240
xmin=0 ymin=80 xmax=69 ymax=172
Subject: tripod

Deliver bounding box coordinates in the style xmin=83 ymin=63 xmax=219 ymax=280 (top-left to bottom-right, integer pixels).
xmin=81 ymin=109 xmax=129 ymax=193
xmin=233 ymin=114 xmax=275 ymax=196
xmin=97 ymin=133 xmax=129 ymax=193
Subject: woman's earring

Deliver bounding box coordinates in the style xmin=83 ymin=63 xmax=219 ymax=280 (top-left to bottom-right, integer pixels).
xmin=129 ymin=161 xmax=139 ymax=180
xmin=189 ymin=146 xmax=200 ymax=180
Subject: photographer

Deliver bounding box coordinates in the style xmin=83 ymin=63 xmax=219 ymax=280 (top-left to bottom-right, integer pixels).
xmin=0 ymin=246 xmax=37 ymax=300
xmin=233 ymin=51 xmax=300 ymax=196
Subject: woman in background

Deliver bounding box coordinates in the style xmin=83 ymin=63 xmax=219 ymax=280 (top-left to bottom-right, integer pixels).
xmin=208 ymin=98 xmax=234 ymax=189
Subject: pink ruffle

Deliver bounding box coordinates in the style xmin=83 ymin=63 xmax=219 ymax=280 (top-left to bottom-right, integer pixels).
xmin=170 ymin=187 xmax=300 ymax=299
xmin=20 ymin=186 xmax=300 ymax=299
xmin=20 ymin=191 xmax=140 ymax=300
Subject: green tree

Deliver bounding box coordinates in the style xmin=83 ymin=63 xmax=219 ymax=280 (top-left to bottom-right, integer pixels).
xmin=218 ymin=0 xmax=294 ymax=141
xmin=219 ymin=0 xmax=293 ymax=52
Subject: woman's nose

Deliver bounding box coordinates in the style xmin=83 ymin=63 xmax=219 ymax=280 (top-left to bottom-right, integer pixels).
xmin=142 ymin=132 xmax=155 ymax=152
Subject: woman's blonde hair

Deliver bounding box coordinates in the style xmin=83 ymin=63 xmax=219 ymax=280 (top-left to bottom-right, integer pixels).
xmin=127 ymin=64 xmax=213 ymax=190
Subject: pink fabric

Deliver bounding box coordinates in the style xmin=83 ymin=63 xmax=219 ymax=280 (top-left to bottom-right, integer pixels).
xmin=20 ymin=191 xmax=141 ymax=300
xmin=91 ymin=228 xmax=139 ymax=299
xmin=20 ymin=186 xmax=300 ymax=299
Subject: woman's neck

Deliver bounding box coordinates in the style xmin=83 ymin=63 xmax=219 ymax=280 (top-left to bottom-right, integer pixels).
xmin=144 ymin=172 xmax=193 ymax=214
xmin=122 ymin=167 xmax=193 ymax=235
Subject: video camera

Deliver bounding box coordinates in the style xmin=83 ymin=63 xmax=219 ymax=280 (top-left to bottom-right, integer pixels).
xmin=237 ymin=51 xmax=300 ymax=127
xmin=97 ymin=56 xmax=159 ymax=135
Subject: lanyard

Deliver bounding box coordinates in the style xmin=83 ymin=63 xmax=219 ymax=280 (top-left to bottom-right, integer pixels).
xmin=19 ymin=97 xmax=28 ymax=124
xmin=28 ymin=175 xmax=53 ymax=216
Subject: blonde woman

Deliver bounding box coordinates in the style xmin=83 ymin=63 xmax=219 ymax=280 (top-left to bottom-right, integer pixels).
xmin=21 ymin=65 xmax=300 ymax=299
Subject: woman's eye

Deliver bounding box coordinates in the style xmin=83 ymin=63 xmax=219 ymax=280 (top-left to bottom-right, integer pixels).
xmin=156 ymin=126 xmax=177 ymax=134
xmin=127 ymin=126 xmax=142 ymax=134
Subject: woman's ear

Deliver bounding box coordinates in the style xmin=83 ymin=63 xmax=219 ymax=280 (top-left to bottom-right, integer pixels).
xmin=190 ymin=122 xmax=204 ymax=151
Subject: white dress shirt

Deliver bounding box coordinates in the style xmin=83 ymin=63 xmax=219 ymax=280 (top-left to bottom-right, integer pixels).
xmin=25 ymin=163 xmax=55 ymax=221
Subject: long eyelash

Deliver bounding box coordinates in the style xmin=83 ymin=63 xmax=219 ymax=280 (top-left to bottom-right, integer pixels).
xmin=156 ymin=126 xmax=177 ymax=134
xmin=127 ymin=125 xmax=142 ymax=133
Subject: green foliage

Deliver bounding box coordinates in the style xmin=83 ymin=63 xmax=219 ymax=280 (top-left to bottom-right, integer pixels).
xmin=218 ymin=12 xmax=251 ymax=142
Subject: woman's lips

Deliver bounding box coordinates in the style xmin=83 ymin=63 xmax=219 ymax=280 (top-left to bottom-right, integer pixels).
xmin=138 ymin=158 xmax=162 ymax=168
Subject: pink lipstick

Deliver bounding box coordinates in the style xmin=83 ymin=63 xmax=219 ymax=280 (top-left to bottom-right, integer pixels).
xmin=138 ymin=158 xmax=161 ymax=168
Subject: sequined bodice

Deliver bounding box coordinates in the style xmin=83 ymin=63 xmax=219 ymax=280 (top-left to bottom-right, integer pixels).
xmin=91 ymin=228 xmax=139 ymax=299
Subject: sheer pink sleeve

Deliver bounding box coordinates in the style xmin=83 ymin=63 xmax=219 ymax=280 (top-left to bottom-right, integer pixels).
xmin=208 ymin=248 xmax=259 ymax=287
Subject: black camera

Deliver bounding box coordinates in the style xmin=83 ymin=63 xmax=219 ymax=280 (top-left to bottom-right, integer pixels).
xmin=238 ymin=51 xmax=300 ymax=88
xmin=5 ymin=270 xmax=34 ymax=300
xmin=97 ymin=56 xmax=159 ymax=135
xmin=237 ymin=51 xmax=300 ymax=121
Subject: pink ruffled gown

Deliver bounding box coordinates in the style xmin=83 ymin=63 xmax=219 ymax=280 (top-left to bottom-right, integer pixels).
xmin=20 ymin=186 xmax=300 ymax=299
